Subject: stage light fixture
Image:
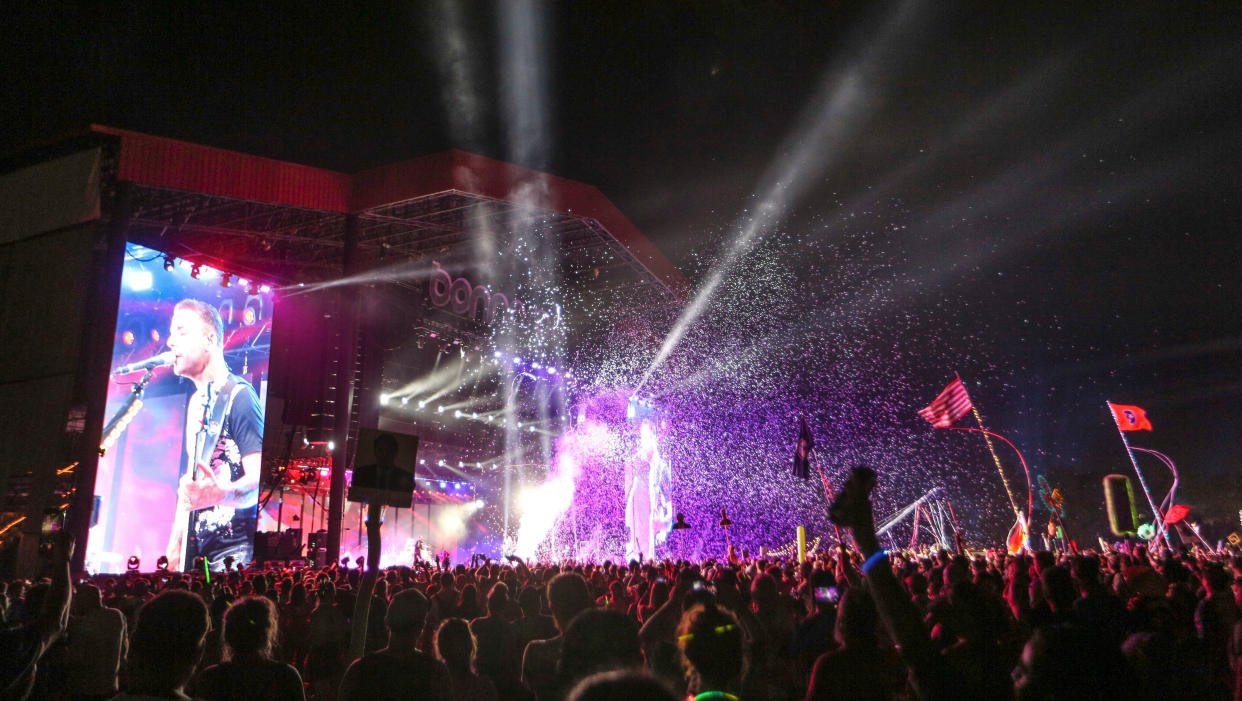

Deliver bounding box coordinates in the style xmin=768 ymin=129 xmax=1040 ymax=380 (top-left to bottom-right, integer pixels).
xmin=380 ymin=393 xmax=390 ymax=405
xmin=156 ymin=555 xmax=169 ymax=571
xmin=401 ymin=396 xmax=410 ymax=405
xmin=512 ymin=356 xmax=521 ymax=364
xmin=418 ymin=400 xmax=427 ymax=409
xmin=548 ymin=367 xmax=557 ymax=374
xmin=246 ymin=281 xmax=262 ymax=295
xmin=190 ymin=263 xmax=202 ymax=279
xmin=437 ymin=406 xmax=445 ymax=413
xmin=150 ymin=329 xmax=160 ymax=342
xmin=122 ymin=330 xmax=135 ymax=346
xmin=439 ymin=481 xmax=447 ymax=488
xmin=220 ymin=273 xmax=232 ymax=288
xmin=458 ymin=461 xmax=464 ymax=468
xmin=419 ymin=459 xmax=426 ymax=465
xmin=126 ymin=555 xmax=140 ymax=571
xmin=163 ymin=255 xmax=176 ymax=272
xmin=532 ymin=361 xmax=542 ymax=369
xmin=328 ymin=440 xmax=336 ymax=451
xmin=260 ymin=285 xmax=271 ymax=293
xmin=454 ymin=409 xmax=462 ymax=418
xmin=494 ymin=351 xmax=503 ymax=358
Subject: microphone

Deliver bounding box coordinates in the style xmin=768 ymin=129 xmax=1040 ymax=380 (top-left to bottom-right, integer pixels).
xmin=112 ymin=351 xmax=174 ymax=375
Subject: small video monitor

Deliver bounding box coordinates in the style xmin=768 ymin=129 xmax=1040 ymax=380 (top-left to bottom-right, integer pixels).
xmin=348 ymin=428 xmax=418 ymax=508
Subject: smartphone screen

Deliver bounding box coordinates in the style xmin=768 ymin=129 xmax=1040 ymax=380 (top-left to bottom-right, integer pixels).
xmin=814 ymin=586 xmax=839 ymax=604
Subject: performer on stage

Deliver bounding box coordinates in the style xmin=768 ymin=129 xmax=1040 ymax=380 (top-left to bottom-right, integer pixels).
xmin=163 ymin=299 xmax=263 ymax=571
xmin=625 ymin=418 xmax=672 ymax=560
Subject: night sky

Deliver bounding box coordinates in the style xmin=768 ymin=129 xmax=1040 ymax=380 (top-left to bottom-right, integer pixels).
xmin=5 ymin=1 xmax=1242 ymax=543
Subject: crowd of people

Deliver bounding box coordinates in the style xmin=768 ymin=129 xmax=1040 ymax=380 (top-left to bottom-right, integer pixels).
xmin=3 ymin=468 xmax=1242 ymax=700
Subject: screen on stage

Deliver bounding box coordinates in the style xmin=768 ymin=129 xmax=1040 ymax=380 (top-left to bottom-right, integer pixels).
xmin=87 ymin=244 xmax=273 ymax=573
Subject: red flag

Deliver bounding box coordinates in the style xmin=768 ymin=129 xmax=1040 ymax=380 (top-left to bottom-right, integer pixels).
xmin=1108 ymin=403 xmax=1153 ymax=431
xmin=918 ymin=378 xmax=973 ymax=428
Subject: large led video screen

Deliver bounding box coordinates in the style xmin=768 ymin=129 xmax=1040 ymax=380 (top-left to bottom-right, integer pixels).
xmin=88 ymin=244 xmax=272 ymax=573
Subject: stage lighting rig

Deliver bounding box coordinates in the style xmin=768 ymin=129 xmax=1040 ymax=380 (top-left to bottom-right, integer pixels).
xmin=190 ymin=263 xmax=202 ymax=279
xmin=163 ymin=255 xmax=176 ymax=272
xmin=220 ymin=273 xmax=233 ymax=288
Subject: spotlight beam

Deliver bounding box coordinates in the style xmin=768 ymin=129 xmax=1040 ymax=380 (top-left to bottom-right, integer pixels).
xmin=636 ymin=0 xmax=928 ymax=391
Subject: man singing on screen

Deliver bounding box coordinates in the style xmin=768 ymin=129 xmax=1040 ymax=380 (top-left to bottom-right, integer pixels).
xmin=163 ymin=299 xmax=263 ymax=571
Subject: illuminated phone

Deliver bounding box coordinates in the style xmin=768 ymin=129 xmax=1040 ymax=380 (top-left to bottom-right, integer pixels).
xmin=814 ymin=586 xmax=839 ymax=604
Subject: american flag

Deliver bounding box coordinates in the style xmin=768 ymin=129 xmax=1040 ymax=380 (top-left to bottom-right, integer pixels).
xmin=918 ymin=378 xmax=973 ymax=428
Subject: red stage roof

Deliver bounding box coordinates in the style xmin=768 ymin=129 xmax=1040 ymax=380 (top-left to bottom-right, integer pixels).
xmin=89 ymin=125 xmax=685 ymax=296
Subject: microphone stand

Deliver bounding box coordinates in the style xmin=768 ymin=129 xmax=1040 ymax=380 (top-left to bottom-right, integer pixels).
xmin=99 ymin=367 xmax=157 ymax=455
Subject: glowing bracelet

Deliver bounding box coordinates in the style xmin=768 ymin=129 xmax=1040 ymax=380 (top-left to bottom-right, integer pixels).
xmin=861 ymin=549 xmax=890 ymax=576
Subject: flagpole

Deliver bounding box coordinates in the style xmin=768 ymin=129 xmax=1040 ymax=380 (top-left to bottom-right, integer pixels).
xmin=957 ymin=373 xmax=1026 ymax=523
xmin=1106 ymin=401 xmax=1169 ymax=549
xmin=808 ymin=447 xmax=852 ymax=550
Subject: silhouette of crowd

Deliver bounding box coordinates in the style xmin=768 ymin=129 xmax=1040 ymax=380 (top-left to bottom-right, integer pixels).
xmin=4 ymin=473 xmax=1242 ymax=700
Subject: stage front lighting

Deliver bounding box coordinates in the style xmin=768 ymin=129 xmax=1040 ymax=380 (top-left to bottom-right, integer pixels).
xmin=163 ymin=255 xmax=176 ymax=272
xmin=126 ymin=555 xmax=140 ymax=572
